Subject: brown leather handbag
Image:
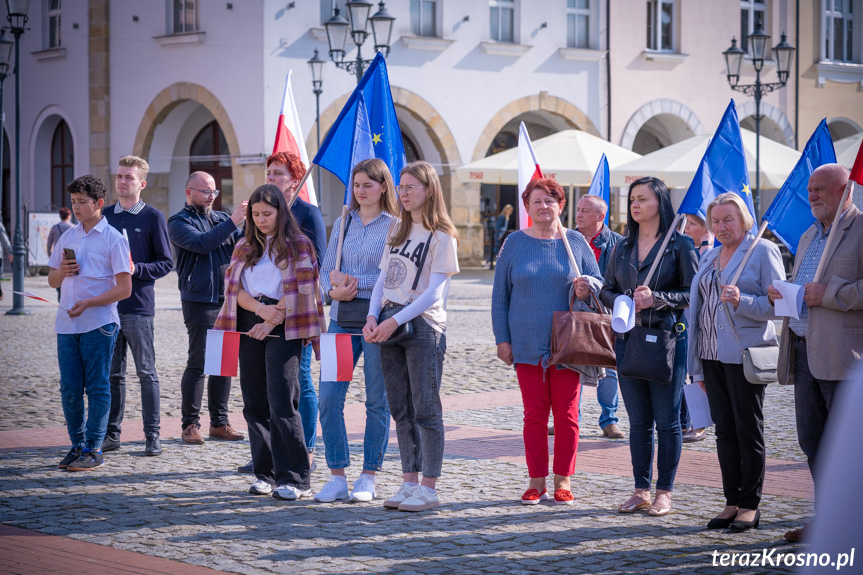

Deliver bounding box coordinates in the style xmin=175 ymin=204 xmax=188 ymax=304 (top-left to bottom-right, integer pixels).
xmin=550 ymin=290 xmax=617 ymax=369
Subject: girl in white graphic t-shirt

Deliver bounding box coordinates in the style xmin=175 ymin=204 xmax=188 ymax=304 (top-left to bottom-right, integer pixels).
xmin=364 ymin=161 xmax=460 ymax=512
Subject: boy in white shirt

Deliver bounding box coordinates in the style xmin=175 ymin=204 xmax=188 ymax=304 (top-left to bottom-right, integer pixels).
xmin=47 ymin=175 xmax=132 ymax=471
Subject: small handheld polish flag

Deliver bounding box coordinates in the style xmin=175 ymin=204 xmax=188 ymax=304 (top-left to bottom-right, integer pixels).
xmin=204 ymin=330 xmax=241 ymax=377
xmin=320 ymin=333 xmax=355 ymax=382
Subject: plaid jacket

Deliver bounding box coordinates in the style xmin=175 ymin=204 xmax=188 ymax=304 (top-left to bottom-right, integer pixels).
xmin=214 ymin=236 xmax=326 ymax=358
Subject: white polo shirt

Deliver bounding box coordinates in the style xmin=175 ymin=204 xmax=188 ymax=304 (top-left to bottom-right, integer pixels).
xmin=47 ymin=216 xmax=131 ymax=335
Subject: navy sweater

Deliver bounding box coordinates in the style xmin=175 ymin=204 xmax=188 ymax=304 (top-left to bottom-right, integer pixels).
xmin=104 ymin=203 xmax=174 ymax=315
xmin=291 ymin=197 xmax=326 ymax=262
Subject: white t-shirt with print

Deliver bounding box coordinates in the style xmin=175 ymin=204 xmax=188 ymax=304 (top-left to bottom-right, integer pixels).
xmin=379 ymin=222 xmax=459 ymax=332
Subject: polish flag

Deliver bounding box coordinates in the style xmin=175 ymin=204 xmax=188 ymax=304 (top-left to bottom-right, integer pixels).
xmin=204 ymin=330 xmax=241 ymax=377
xmin=272 ymin=70 xmax=318 ymax=206
xmin=13 ymin=290 xmax=62 ymax=308
xmin=850 ymin=137 xmax=863 ymax=186
xmin=517 ymin=122 xmax=543 ymax=229
xmin=320 ymin=333 xmax=355 ymax=382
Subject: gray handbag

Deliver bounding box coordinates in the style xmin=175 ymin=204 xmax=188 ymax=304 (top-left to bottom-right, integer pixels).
xmin=720 ymin=276 xmax=779 ymax=385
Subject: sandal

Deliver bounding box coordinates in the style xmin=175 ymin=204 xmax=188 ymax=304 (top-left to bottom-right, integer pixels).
xmin=618 ymin=493 xmax=651 ymax=513
xmin=647 ymin=492 xmax=672 ymax=516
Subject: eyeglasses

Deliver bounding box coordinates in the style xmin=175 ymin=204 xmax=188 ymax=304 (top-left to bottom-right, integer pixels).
xmin=189 ymin=187 xmax=220 ymax=198
xmin=398 ymin=185 xmax=426 ymax=195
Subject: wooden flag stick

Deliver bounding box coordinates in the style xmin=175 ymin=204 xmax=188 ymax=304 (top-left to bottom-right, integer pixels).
xmin=678 ymin=215 xmax=688 ymax=234
xmin=813 ymin=179 xmax=854 ymax=283
xmin=286 ymin=165 xmax=314 ymax=208
xmin=557 ymin=219 xmax=581 ymax=278
xmin=643 ymin=213 xmax=683 ymax=288
xmin=729 ymin=219 xmax=769 ymax=287
xmin=333 ymin=205 xmax=350 ymax=272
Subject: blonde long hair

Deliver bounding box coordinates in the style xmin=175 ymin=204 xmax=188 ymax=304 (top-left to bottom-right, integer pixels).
xmin=389 ymin=161 xmax=459 ymax=246
xmin=348 ymin=158 xmax=398 ymax=215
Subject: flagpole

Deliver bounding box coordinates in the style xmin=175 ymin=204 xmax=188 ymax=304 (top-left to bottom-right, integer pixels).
xmin=557 ymin=219 xmax=581 ymax=278
xmin=333 ymin=205 xmax=349 ymax=272
xmin=643 ymin=213 xmax=683 ymax=288
xmin=813 ymin=179 xmax=854 ymax=283
xmin=287 ymin=166 xmax=314 ymax=208
xmin=678 ymin=216 xmax=687 ymax=234
xmin=728 ymin=220 xmax=769 ymax=286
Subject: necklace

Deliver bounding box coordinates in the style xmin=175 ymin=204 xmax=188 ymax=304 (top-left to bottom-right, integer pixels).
xmin=716 ymin=248 xmax=735 ymax=273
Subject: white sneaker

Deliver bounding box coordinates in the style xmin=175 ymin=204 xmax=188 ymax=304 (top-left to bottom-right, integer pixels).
xmin=314 ymin=476 xmax=349 ymax=503
xmin=349 ymin=473 xmax=376 ymax=502
xmin=248 ymin=479 xmax=273 ymax=495
xmin=273 ymin=484 xmax=312 ymax=500
xmin=398 ymin=485 xmax=440 ymax=512
xmin=383 ymin=482 xmax=419 ymax=509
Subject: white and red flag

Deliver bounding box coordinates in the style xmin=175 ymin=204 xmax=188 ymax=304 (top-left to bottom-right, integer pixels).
xmin=517 ymin=121 xmax=543 ymax=229
xmin=204 ymin=330 xmax=241 ymax=377
xmin=13 ymin=290 xmax=65 ymax=309
xmin=320 ymin=333 xmax=355 ymax=382
xmin=272 ymin=70 xmax=318 ymax=206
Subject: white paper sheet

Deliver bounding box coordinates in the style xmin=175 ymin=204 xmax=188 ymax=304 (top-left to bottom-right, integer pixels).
xmin=683 ymin=383 xmax=714 ymax=430
xmin=612 ymin=294 xmax=636 ymax=333
xmin=772 ymin=279 xmax=804 ymax=320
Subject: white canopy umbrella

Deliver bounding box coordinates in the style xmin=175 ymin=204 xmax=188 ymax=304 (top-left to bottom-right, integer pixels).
xmin=455 ymin=129 xmax=642 ymax=187
xmin=834 ymin=132 xmax=863 ymax=170
xmin=609 ymin=128 xmax=802 ymax=190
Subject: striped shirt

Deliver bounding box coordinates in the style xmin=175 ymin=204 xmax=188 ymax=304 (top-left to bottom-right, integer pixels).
xmin=114 ymin=200 xmax=145 ymax=215
xmin=697 ymin=264 xmax=722 ymax=361
xmin=320 ymin=209 xmax=395 ymax=321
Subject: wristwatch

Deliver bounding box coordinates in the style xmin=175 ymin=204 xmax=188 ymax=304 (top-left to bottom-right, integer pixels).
xmin=700 ymin=241 xmax=712 ymax=247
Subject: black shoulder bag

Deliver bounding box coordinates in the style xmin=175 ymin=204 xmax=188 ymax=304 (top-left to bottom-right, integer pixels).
xmin=376 ymin=231 xmax=434 ymax=346
xmin=335 ymin=216 xmax=372 ymax=328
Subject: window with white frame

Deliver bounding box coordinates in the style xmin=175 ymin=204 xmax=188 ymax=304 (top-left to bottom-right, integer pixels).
xmin=740 ymin=0 xmax=766 ymax=54
xmin=320 ymin=0 xmax=346 ymax=26
xmin=824 ymin=0 xmax=855 ymax=62
xmin=411 ymin=0 xmax=437 ymax=37
xmin=490 ymin=0 xmax=515 ymax=43
xmin=47 ymin=0 xmax=61 ymax=48
xmin=567 ymin=0 xmax=590 ymax=48
xmin=173 ymin=0 xmax=198 ymax=34
xmin=646 ymin=0 xmax=675 ymax=51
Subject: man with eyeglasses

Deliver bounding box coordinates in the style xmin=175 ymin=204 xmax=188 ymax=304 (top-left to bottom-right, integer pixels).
xmin=168 ymin=171 xmax=246 ymax=445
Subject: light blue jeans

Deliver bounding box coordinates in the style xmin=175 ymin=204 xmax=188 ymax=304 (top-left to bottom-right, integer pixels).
xmin=57 ymin=323 xmax=119 ymax=450
xmin=318 ymin=321 xmax=390 ymax=471
xmin=298 ymin=343 xmax=318 ymax=452
xmin=578 ymin=368 xmax=619 ymax=429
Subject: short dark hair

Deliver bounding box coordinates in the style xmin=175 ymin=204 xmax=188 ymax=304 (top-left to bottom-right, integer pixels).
xmin=624 ymin=176 xmax=675 ymax=246
xmin=58 ymin=207 xmax=72 ymax=219
xmin=66 ymin=174 xmax=107 ymax=203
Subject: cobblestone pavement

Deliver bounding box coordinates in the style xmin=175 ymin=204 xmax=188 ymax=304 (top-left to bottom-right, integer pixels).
xmin=0 ymin=272 xmax=816 ymax=574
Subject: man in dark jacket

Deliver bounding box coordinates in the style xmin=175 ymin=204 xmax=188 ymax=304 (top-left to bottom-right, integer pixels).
xmin=576 ymin=195 xmax=624 ymax=439
xmin=168 ymin=171 xmax=245 ymax=445
xmin=102 ymin=156 xmax=173 ymax=456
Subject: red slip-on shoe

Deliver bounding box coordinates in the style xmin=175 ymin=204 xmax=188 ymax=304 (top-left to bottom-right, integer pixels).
xmin=521 ymin=488 xmax=548 ymax=505
xmin=554 ymin=488 xmax=575 ymax=505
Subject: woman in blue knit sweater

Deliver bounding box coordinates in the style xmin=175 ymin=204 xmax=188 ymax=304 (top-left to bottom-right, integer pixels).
xmin=492 ymin=178 xmax=602 ymax=505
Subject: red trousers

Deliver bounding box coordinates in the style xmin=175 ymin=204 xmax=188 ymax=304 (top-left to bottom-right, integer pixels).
xmin=516 ymin=363 xmax=581 ymax=478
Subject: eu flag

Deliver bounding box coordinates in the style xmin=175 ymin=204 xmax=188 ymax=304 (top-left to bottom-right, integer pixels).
xmin=313 ymin=52 xmax=406 ymax=197
xmin=678 ymin=100 xmax=755 ymax=219
xmin=587 ymin=153 xmax=610 ymax=226
xmin=763 ymin=120 xmax=835 ymax=254
xmin=342 ymin=93 xmax=375 ymax=205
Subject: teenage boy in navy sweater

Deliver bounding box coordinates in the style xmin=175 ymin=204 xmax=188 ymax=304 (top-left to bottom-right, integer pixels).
xmin=103 ymin=156 xmax=173 ymax=456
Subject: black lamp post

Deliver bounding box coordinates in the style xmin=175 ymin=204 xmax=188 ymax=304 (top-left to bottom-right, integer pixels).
xmin=723 ymin=29 xmax=795 ymax=217
xmin=0 ymin=29 xmax=13 ymax=278
xmin=324 ymin=1 xmax=394 ymax=83
xmin=5 ymin=0 xmax=30 ymax=316
xmin=308 ymin=48 xmax=325 ymax=197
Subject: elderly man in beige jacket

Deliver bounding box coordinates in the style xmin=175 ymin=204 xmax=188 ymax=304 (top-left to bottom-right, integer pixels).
xmin=769 ymin=164 xmax=863 ymax=543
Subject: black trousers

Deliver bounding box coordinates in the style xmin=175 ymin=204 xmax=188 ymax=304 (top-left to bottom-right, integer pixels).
xmin=702 ymin=359 xmax=766 ymax=510
xmin=237 ymin=306 xmax=310 ymax=489
xmin=180 ymin=301 xmax=232 ymax=429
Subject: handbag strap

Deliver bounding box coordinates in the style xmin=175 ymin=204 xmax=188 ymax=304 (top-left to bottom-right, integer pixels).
xmin=338 ymin=215 xmax=353 ymax=273
xmin=411 ymin=231 xmax=435 ymax=292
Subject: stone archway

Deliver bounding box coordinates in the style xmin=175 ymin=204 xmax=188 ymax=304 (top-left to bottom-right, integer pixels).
xmin=471 ymin=93 xmax=600 ymax=162
xmin=736 ymin=101 xmax=795 ymax=147
xmin=620 ymin=99 xmax=703 ymax=151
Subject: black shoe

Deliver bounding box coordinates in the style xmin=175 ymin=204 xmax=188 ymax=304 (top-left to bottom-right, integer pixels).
xmin=66 ymin=450 xmax=104 ymax=472
xmin=707 ymin=515 xmax=736 ymax=529
xmin=101 ymin=436 xmax=121 ymax=452
xmin=145 ymin=433 xmax=162 ymax=456
xmin=58 ymin=447 xmax=82 ymax=469
xmin=238 ymin=460 xmax=254 ymax=474
xmin=729 ymin=510 xmax=761 ymax=533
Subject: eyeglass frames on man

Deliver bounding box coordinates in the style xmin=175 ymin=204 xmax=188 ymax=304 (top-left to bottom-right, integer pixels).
xmin=188 ymin=187 xmax=220 ymax=198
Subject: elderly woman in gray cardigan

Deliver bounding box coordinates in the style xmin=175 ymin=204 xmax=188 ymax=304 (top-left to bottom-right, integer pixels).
xmin=686 ymin=193 xmax=784 ymax=533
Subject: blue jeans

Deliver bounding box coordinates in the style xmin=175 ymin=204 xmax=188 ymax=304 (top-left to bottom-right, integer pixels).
xmin=616 ymin=334 xmax=686 ymax=492
xmin=107 ymin=313 xmax=161 ymax=438
xmin=298 ymin=343 xmax=318 ymax=452
xmin=319 ymin=321 xmax=390 ymax=471
xmin=578 ymin=369 xmax=619 ymax=429
xmin=57 ymin=323 xmax=119 ymax=450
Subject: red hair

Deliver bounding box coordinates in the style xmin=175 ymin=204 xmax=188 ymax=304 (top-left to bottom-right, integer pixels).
xmin=522 ymin=177 xmax=566 ymax=209
xmin=266 ymin=152 xmax=305 ymax=181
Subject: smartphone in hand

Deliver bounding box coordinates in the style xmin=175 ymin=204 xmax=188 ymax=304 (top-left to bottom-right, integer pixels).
xmin=63 ymin=248 xmax=79 ymax=275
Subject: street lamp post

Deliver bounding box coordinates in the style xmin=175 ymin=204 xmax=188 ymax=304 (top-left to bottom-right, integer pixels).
xmin=723 ymin=30 xmax=795 ymax=217
xmin=5 ymin=0 xmax=31 ymax=316
xmin=308 ymin=48 xmax=326 ymax=198
xmin=323 ymin=1 xmax=394 ymax=83
xmin=0 ymin=29 xmax=14 ymax=278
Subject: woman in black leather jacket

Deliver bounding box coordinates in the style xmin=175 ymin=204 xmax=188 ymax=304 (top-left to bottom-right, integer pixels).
xmin=599 ymin=176 xmax=698 ymax=517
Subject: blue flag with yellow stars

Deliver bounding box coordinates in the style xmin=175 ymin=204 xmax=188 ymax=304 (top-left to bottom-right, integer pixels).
xmin=342 ymin=93 xmax=375 ymax=205
xmin=587 ymin=153 xmax=610 ymax=226
xmin=763 ymin=119 xmax=835 ymax=254
xmin=678 ymin=100 xmax=755 ymax=220
xmin=313 ymin=52 xmax=406 ymax=196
